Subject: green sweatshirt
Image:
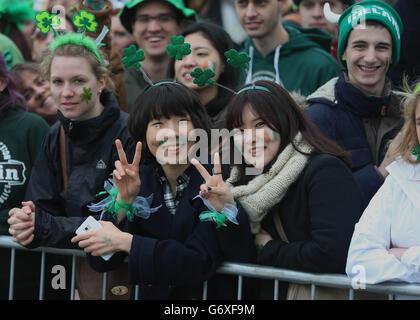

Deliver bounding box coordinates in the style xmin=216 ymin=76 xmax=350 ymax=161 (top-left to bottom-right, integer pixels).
xmin=0 ymin=108 xmax=49 ymax=235
xmin=242 ymin=24 xmax=341 ymax=96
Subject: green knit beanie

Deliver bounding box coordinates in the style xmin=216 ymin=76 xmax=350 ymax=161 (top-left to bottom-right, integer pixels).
xmin=337 ymin=0 xmax=403 ymax=71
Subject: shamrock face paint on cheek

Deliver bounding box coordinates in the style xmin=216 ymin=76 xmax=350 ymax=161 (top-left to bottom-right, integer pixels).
xmin=80 ymin=87 xmax=92 ymax=103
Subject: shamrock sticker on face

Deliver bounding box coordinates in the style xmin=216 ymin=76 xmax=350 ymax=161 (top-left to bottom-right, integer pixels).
xmin=122 ymin=44 xmax=145 ymax=69
xmin=166 ymin=35 xmax=191 ymax=61
xmin=73 ymin=10 xmax=98 ymax=36
xmin=190 ymin=68 xmax=216 ymax=87
xmin=224 ymin=49 xmax=250 ymax=70
xmin=35 ymin=11 xmax=61 ymax=37
xmin=80 ymin=87 xmax=92 ymax=103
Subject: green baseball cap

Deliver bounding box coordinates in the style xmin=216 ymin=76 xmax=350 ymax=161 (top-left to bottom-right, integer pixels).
xmin=119 ymin=0 xmax=196 ymax=34
xmin=337 ymin=0 xmax=403 ymax=70
xmin=294 ymin=0 xmax=355 ymax=6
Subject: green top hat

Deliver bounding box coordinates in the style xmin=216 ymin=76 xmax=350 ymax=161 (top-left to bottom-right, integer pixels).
xmin=119 ymin=0 xmax=196 ymax=34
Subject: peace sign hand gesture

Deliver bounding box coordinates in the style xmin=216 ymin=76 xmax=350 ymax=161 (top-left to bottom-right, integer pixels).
xmin=114 ymin=139 xmax=142 ymax=204
xmin=191 ymin=153 xmax=234 ymax=212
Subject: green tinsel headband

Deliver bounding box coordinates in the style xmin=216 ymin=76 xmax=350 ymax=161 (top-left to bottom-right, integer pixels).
xmin=49 ymin=32 xmax=103 ymax=64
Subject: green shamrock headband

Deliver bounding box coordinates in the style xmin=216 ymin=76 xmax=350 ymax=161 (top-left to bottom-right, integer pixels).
xmin=35 ymin=10 xmax=106 ymax=65
xmin=165 ymin=36 xmax=253 ymax=94
xmin=121 ymin=34 xmax=270 ymax=95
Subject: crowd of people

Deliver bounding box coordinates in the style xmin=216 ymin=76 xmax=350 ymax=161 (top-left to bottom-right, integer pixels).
xmin=1 ymin=0 xmax=420 ymax=300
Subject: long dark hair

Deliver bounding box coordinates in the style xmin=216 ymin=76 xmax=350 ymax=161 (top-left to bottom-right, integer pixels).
xmin=226 ymin=80 xmax=351 ymax=185
xmin=0 ymin=53 xmax=26 ymax=117
xmin=128 ymin=81 xmax=212 ymax=162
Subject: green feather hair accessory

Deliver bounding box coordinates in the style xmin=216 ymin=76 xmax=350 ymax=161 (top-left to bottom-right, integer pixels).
xmin=414 ymin=84 xmax=420 ymax=95
xmin=49 ymin=32 xmax=103 ymax=64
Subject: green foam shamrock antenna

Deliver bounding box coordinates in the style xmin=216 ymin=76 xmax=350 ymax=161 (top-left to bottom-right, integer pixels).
xmin=73 ymin=10 xmax=98 ymax=37
xmin=412 ymin=144 xmax=420 ymax=161
xmin=122 ymin=44 xmax=145 ymax=69
xmin=224 ymin=49 xmax=250 ymax=70
xmin=80 ymin=87 xmax=92 ymax=103
xmin=190 ymin=67 xmax=216 ymax=87
xmin=121 ymin=44 xmax=153 ymax=85
xmin=166 ymin=35 xmax=191 ymax=61
xmin=35 ymin=11 xmax=61 ymax=37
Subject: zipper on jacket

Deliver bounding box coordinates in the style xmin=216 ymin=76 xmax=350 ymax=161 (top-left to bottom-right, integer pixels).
xmin=68 ymin=121 xmax=73 ymax=131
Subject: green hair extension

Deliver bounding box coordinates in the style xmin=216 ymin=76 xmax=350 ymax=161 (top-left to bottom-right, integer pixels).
xmin=49 ymin=32 xmax=103 ymax=64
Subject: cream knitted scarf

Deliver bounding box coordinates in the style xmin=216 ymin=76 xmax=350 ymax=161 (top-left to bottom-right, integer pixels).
xmin=226 ymin=133 xmax=313 ymax=234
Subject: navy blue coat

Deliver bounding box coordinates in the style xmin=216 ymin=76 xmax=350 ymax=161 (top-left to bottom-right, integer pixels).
xmin=87 ymin=161 xmax=224 ymax=300
xmin=305 ymin=73 xmax=402 ymax=204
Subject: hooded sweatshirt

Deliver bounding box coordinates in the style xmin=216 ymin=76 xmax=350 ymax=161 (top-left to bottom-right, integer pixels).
xmin=242 ymin=24 xmax=341 ymax=96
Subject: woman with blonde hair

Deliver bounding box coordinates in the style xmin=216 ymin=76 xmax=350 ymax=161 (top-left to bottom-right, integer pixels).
xmin=8 ymin=19 xmax=135 ymax=298
xmin=346 ymin=78 xmax=420 ymax=291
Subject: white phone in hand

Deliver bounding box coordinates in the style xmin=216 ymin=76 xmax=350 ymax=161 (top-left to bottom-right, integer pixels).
xmin=76 ymin=216 xmax=114 ymax=261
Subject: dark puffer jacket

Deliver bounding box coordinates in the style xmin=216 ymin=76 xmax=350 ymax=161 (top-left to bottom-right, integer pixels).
xmin=305 ymin=73 xmax=402 ymax=204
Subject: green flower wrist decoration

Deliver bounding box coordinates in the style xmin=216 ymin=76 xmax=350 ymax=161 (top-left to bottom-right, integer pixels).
xmin=73 ymin=10 xmax=98 ymax=36
xmin=166 ymin=35 xmax=191 ymax=61
xmin=190 ymin=68 xmax=216 ymax=87
xmin=122 ymin=44 xmax=146 ymax=69
xmin=224 ymin=49 xmax=250 ymax=69
xmin=412 ymin=144 xmax=420 ymax=161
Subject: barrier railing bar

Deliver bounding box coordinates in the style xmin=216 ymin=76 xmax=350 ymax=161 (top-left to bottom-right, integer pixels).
xmin=2 ymin=236 xmax=420 ymax=299
xmin=70 ymin=255 xmax=76 ymax=300
xmin=237 ymin=276 xmax=243 ymax=300
xmin=202 ymin=281 xmax=208 ymax=300
xmin=311 ymin=284 xmax=316 ymax=300
xmin=8 ymin=248 xmax=15 ymax=300
xmin=102 ymin=273 xmax=107 ymax=300
xmin=273 ymin=279 xmax=279 ymax=300
xmin=135 ymin=285 xmax=139 ymax=300
xmin=39 ymin=251 xmax=45 ymax=300
xmin=349 ymin=288 xmax=354 ymax=300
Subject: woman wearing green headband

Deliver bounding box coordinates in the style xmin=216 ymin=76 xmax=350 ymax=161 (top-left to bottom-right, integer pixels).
xmin=346 ymin=79 xmax=420 ymax=293
xmin=191 ymin=80 xmax=365 ymax=299
xmin=8 ymin=33 xmax=136 ymax=299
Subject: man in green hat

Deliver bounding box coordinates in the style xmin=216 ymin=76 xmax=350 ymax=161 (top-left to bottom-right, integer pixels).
xmin=119 ymin=0 xmax=196 ymax=112
xmin=306 ymin=0 xmax=404 ymax=204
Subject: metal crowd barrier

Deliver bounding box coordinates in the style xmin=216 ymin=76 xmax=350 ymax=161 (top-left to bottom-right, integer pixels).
xmin=2 ymin=235 xmax=420 ymax=300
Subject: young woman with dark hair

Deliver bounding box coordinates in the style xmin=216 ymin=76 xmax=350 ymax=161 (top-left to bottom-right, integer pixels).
xmin=192 ymin=80 xmax=366 ymax=299
xmin=169 ymin=21 xmax=240 ymax=129
xmin=72 ymin=81 xmax=225 ymax=300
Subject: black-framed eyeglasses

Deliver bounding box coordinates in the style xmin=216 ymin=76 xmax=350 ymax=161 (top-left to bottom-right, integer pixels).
xmin=134 ymin=13 xmax=177 ymax=25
